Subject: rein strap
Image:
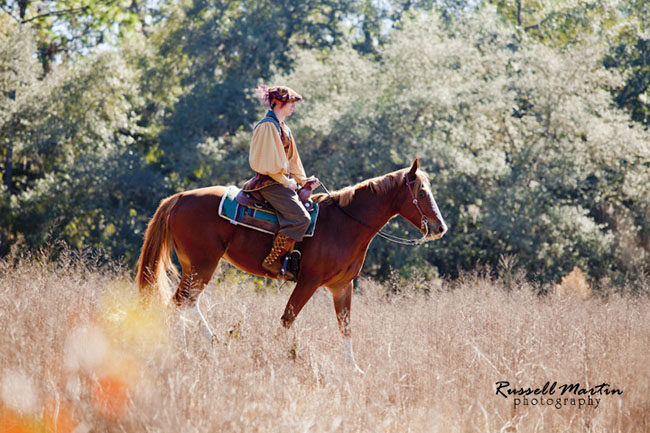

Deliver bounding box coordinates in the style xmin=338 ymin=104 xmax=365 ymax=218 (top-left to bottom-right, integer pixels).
xmin=320 ymin=174 xmax=429 ymax=246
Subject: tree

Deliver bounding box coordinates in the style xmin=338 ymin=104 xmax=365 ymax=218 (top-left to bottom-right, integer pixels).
xmin=0 ymin=18 xmax=41 ymax=253
xmin=2 ymin=0 xmax=649 ymax=288
xmin=277 ymin=8 xmax=650 ymax=285
xmin=604 ymin=1 xmax=650 ymax=127
xmin=487 ymin=0 xmax=650 ymax=129
xmin=152 ymin=0 xmax=354 ymax=191
xmin=0 ymin=0 xmax=146 ymax=71
xmin=0 ymin=27 xmax=161 ymax=259
xmin=1 ymin=18 xmax=38 ymax=186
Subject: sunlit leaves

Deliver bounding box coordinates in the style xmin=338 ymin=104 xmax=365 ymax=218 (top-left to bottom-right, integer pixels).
xmin=1 ymin=0 xmax=144 ymax=67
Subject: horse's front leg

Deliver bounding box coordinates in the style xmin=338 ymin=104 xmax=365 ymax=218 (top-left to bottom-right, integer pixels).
xmin=276 ymin=277 xmax=321 ymax=360
xmin=329 ymin=281 xmax=364 ymax=375
xmin=280 ymin=277 xmax=321 ymax=328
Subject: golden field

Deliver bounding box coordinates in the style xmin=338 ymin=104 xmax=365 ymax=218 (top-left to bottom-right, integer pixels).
xmin=1 ymin=252 xmax=649 ymax=433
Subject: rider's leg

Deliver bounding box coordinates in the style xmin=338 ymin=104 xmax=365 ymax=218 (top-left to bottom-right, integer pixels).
xmin=258 ymin=184 xmax=311 ymax=275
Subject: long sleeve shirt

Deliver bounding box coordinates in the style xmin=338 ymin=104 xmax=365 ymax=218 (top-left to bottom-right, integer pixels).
xmin=242 ymin=113 xmax=307 ymax=191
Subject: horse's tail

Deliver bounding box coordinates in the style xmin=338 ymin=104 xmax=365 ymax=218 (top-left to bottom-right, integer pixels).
xmin=136 ymin=194 xmax=181 ymax=305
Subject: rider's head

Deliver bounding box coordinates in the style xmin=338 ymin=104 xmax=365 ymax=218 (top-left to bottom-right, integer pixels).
xmin=256 ymin=85 xmax=302 ymax=110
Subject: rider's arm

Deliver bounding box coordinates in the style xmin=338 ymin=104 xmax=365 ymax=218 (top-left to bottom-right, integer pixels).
xmin=268 ymin=172 xmax=294 ymax=188
xmin=286 ymin=135 xmax=307 ymax=187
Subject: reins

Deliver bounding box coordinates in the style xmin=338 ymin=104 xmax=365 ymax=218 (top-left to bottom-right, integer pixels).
xmin=317 ymin=174 xmax=429 ymax=246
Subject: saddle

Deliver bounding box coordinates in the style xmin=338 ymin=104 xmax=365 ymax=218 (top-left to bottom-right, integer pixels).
xmin=235 ymin=178 xmax=319 ymax=212
xmin=235 ymin=190 xmax=275 ymax=212
xmin=218 ymin=183 xmax=320 ymax=237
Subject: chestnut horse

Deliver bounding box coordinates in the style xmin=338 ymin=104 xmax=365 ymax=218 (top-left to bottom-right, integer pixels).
xmin=136 ymin=159 xmax=447 ymax=372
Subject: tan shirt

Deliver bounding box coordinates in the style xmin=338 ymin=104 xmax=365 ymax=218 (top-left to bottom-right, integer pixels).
xmin=249 ymin=121 xmax=307 ymax=188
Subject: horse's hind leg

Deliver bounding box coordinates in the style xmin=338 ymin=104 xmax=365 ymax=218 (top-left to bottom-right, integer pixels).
xmin=174 ymin=255 xmax=221 ymax=347
xmin=328 ymin=281 xmax=364 ymax=375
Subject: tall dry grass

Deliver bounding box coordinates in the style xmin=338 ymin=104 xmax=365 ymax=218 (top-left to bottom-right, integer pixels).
xmin=1 ymin=252 xmax=649 ymax=433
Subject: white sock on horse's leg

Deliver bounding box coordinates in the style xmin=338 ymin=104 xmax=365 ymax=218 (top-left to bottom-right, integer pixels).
xmin=190 ymin=294 xmax=216 ymax=347
xmin=343 ymin=337 xmax=365 ymax=375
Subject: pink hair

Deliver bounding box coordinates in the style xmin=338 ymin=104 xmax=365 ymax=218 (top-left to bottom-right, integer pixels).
xmin=255 ymin=84 xmax=271 ymax=108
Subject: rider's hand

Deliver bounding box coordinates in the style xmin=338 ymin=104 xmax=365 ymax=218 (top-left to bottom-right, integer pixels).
xmin=286 ymin=178 xmax=298 ymax=191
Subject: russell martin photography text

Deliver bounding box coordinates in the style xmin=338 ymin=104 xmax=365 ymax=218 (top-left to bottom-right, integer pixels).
xmin=496 ymin=381 xmax=624 ymax=410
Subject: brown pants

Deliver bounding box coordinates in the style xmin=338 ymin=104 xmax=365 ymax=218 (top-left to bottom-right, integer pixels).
xmin=259 ymin=184 xmax=311 ymax=242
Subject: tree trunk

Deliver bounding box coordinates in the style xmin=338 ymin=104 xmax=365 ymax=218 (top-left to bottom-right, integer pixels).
xmin=18 ymin=0 xmax=28 ymax=19
xmin=3 ymin=140 xmax=12 ymax=193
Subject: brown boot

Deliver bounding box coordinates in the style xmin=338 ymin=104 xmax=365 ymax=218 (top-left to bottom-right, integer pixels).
xmin=262 ymin=233 xmax=296 ymax=275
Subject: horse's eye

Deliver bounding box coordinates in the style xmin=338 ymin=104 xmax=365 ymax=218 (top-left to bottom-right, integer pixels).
xmin=418 ymin=190 xmax=426 ymax=198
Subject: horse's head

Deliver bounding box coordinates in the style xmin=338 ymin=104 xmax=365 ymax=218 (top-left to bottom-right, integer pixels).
xmin=397 ymin=159 xmax=448 ymax=240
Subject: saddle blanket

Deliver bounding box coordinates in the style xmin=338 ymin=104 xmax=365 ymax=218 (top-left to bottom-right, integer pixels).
xmin=218 ymin=186 xmax=319 ymax=237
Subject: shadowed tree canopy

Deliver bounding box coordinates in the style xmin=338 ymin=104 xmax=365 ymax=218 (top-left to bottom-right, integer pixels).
xmin=157 ymin=0 xmax=353 ymax=188
xmin=149 ymin=0 xmax=351 ymax=187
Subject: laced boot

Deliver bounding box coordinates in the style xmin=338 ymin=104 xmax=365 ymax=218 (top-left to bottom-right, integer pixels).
xmin=262 ymin=233 xmax=296 ymax=275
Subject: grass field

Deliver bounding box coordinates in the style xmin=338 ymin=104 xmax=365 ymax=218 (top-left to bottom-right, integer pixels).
xmin=1 ymin=252 xmax=649 ymax=433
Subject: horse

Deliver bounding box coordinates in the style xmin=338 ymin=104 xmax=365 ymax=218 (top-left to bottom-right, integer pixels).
xmin=136 ymin=159 xmax=447 ymax=373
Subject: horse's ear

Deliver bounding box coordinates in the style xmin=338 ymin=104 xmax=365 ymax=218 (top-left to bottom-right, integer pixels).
xmin=408 ymin=158 xmax=419 ymax=180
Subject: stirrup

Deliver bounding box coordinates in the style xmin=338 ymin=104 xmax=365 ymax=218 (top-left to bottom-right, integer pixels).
xmin=282 ymin=250 xmax=301 ymax=282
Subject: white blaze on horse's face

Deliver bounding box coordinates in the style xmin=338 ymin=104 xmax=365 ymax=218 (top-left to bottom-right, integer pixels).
xmin=421 ymin=182 xmax=447 ymax=240
xmin=415 ymin=171 xmax=447 ymax=240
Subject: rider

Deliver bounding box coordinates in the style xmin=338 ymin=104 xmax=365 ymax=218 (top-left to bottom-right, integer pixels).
xmin=242 ymin=85 xmax=318 ymax=276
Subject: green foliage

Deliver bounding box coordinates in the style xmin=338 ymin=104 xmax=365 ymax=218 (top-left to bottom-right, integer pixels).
xmin=280 ymin=9 xmax=650 ymax=284
xmin=1 ymin=18 xmax=41 ymax=252
xmin=488 ymin=0 xmax=624 ymax=46
xmin=2 ymin=0 xmax=650 ymax=288
xmin=487 ymin=0 xmax=650 ymax=128
xmin=607 ymin=10 xmax=650 ymax=127
xmin=1 ymin=0 xmax=145 ymax=69
xmin=1 ymin=25 xmax=164 ymax=260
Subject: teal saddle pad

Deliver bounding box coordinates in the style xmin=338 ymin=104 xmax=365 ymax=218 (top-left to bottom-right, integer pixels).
xmin=218 ymin=186 xmax=319 ymax=237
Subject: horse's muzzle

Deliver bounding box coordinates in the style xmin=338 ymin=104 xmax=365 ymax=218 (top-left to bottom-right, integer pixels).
xmin=426 ymin=221 xmax=448 ymax=240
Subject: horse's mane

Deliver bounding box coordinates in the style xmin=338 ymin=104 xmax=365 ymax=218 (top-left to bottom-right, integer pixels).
xmin=313 ymin=171 xmax=404 ymax=207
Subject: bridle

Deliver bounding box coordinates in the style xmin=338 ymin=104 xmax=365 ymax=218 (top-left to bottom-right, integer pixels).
xmin=405 ymin=173 xmax=429 ymax=235
xmin=319 ymin=173 xmax=430 ymax=246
